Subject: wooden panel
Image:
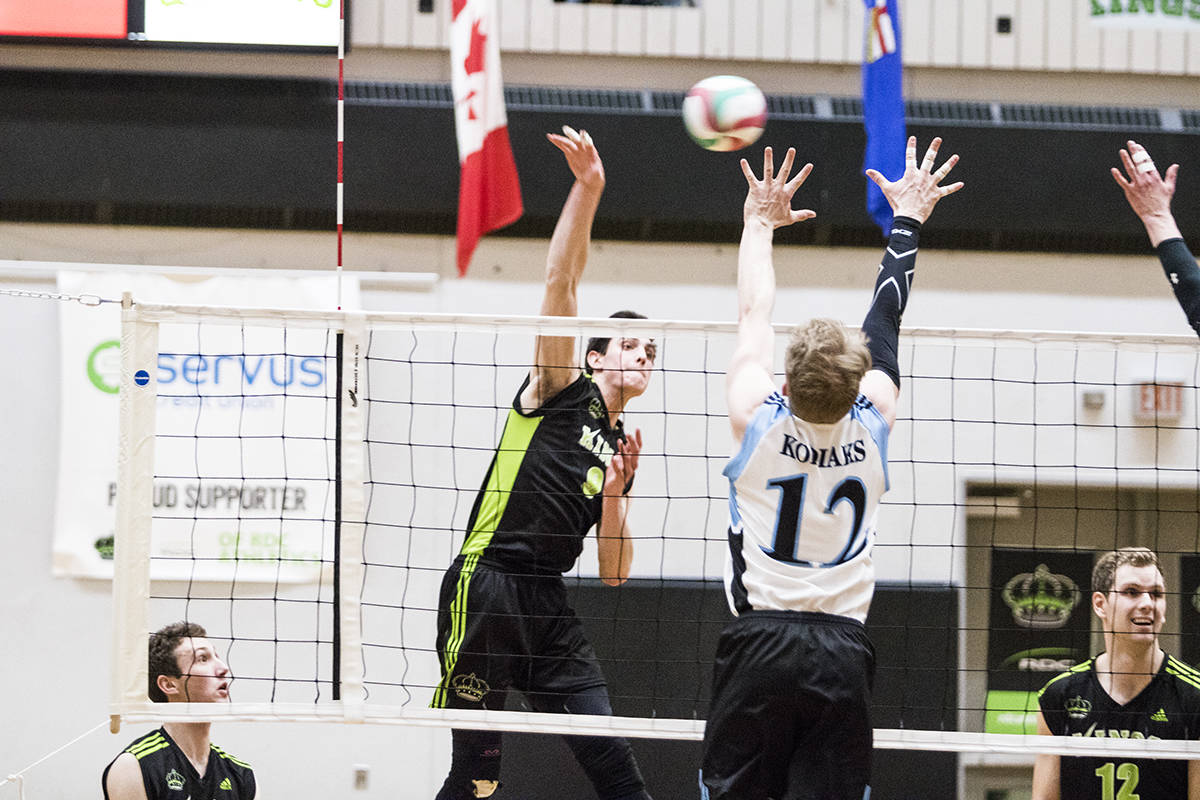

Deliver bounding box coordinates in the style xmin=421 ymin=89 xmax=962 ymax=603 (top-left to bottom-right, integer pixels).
xmin=584 ymin=4 xmax=616 ymax=56
xmin=528 ymin=0 xmax=557 ymax=52
xmin=760 ymin=0 xmax=789 ymax=61
xmin=408 ymin=0 xmax=445 ymax=48
xmin=1156 ymin=30 xmax=1185 ymax=75
xmin=1099 ymin=27 xmax=1130 ymax=73
xmin=903 ymin=0 xmax=933 ymax=67
xmin=732 ymin=0 xmax=763 ymax=59
xmin=959 ymin=0 xmax=989 ymax=68
xmin=842 ymin=0 xmax=861 ymax=64
xmin=379 ymin=0 xmax=413 ymax=48
xmin=1043 ymin=0 xmax=1074 ymax=71
xmin=1013 ymin=0 xmax=1045 ymax=70
xmin=499 ymin=0 xmax=531 ymax=52
xmin=555 ymin=2 xmax=586 ymax=53
xmin=929 ymin=0 xmax=962 ymax=67
xmin=350 ymin=0 xmax=383 ymax=48
xmin=672 ymin=5 xmax=703 ymax=58
xmin=1070 ymin=0 xmax=1102 ymax=71
xmin=644 ymin=6 xmax=675 ymax=57
xmin=788 ymin=0 xmax=819 ymax=63
xmin=987 ymin=0 xmax=1017 ymax=69
xmin=702 ymin=0 xmax=733 ymax=59
xmin=614 ymin=5 xmax=645 ymax=56
xmin=1126 ymin=28 xmax=1157 ymax=74
xmin=816 ymin=0 xmax=849 ymax=64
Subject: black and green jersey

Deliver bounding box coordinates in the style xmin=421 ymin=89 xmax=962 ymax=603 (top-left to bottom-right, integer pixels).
xmin=102 ymin=727 xmax=256 ymax=800
xmin=460 ymin=372 xmax=625 ymax=575
xmin=1038 ymin=655 xmax=1200 ymax=800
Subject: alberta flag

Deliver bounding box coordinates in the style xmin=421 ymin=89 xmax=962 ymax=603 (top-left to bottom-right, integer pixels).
xmin=452 ymin=0 xmax=523 ymax=276
xmin=862 ymin=0 xmax=906 ymax=234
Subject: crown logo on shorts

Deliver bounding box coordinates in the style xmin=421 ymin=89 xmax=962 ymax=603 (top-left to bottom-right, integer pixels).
xmin=1001 ymin=564 xmax=1081 ymax=629
xmin=1065 ymin=695 xmax=1091 ymax=720
xmin=165 ymin=769 xmax=185 ymax=791
xmin=1192 ymin=584 xmax=1200 ymax=614
xmin=452 ymin=672 xmax=489 ymax=702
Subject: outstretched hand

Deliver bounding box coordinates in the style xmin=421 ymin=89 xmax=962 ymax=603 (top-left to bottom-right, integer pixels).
xmin=547 ymin=125 xmax=605 ymax=193
xmin=740 ymin=146 xmax=816 ymax=230
xmin=866 ymin=136 xmax=963 ymax=223
xmin=1111 ymin=139 xmax=1178 ymax=222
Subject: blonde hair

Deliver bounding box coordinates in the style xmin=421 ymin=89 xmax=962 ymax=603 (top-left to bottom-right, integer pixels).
xmin=1092 ymin=547 xmax=1160 ymax=594
xmin=784 ymin=319 xmax=872 ymax=423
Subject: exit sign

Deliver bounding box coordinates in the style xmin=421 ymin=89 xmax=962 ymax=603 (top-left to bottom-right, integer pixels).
xmin=1134 ymin=382 xmax=1185 ymax=420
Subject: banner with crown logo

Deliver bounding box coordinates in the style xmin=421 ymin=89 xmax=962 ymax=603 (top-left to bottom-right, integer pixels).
xmin=984 ymin=549 xmax=1094 ymax=734
xmin=1181 ymin=555 xmax=1200 ymax=669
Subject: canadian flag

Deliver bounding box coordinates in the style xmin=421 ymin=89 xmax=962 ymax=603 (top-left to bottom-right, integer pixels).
xmin=451 ymin=0 xmax=523 ymax=276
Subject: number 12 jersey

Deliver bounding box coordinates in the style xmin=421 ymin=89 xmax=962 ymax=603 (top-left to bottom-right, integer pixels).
xmin=722 ymin=392 xmax=890 ymax=622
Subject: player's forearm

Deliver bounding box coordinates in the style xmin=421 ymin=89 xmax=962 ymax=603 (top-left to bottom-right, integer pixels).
xmin=1157 ymin=238 xmax=1200 ymax=339
xmin=737 ymin=220 xmax=776 ymax=323
xmin=861 ymin=216 xmax=921 ymax=388
xmin=1140 ymin=210 xmax=1183 ymax=248
xmin=543 ymin=181 xmax=603 ymax=303
xmin=598 ymin=494 xmax=632 ymax=586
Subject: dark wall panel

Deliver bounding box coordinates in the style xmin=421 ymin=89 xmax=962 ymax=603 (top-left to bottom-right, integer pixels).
xmin=0 ymin=68 xmax=1197 ymax=252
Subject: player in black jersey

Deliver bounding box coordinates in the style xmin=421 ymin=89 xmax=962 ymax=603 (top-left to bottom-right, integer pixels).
xmin=1033 ymin=548 xmax=1200 ymax=800
xmin=103 ymin=621 xmax=256 ymax=800
xmin=432 ymin=126 xmax=654 ymax=800
xmin=1111 ymin=140 xmax=1200 ymax=339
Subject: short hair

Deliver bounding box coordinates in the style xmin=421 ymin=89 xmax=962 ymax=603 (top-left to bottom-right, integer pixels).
xmin=1092 ymin=547 xmax=1160 ymax=595
xmin=784 ymin=319 xmax=872 ymax=423
xmin=584 ymin=310 xmax=648 ymax=374
xmin=148 ymin=621 xmax=207 ymax=703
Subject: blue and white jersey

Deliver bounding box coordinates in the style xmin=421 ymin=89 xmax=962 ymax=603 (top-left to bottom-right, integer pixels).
xmin=723 ymin=392 xmax=890 ymax=622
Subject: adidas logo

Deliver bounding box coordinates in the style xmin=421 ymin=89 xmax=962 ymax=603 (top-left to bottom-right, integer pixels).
xmin=1151 ymin=708 xmax=1168 ymax=723
xmin=219 ymin=778 xmax=233 ymax=791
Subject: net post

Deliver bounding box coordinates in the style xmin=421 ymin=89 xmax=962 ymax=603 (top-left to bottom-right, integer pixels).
xmin=335 ymin=314 xmax=367 ymax=719
xmin=110 ymin=293 xmax=157 ymax=726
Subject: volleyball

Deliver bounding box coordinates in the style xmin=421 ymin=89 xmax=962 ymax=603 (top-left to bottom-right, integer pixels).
xmin=682 ymin=75 xmax=768 ymax=152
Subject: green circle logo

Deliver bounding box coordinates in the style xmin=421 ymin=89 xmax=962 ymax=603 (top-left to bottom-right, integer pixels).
xmin=87 ymin=339 xmax=121 ymax=394
xmin=582 ymin=466 xmax=605 ymax=498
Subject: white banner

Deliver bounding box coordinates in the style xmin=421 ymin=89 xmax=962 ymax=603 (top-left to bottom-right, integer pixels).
xmin=54 ymin=270 xmax=360 ymax=582
xmin=1087 ymin=0 xmax=1200 ymax=30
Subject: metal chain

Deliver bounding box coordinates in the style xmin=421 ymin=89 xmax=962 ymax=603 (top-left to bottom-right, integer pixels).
xmin=0 ymin=287 xmax=114 ymax=306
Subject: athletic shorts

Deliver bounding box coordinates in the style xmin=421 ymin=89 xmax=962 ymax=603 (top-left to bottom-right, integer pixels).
xmin=432 ymin=556 xmax=607 ymax=711
xmin=699 ymin=610 xmax=875 ymax=800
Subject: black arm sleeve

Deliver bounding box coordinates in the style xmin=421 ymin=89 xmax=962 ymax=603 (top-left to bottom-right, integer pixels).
xmin=861 ymin=215 xmax=921 ymax=388
xmin=1158 ymin=238 xmax=1200 ymax=340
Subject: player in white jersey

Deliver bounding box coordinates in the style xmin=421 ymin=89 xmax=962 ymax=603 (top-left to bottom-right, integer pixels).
xmin=698 ymin=137 xmax=963 ymax=800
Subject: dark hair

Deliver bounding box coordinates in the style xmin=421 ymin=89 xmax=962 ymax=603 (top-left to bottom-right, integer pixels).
xmin=1092 ymin=547 xmax=1159 ymax=595
xmin=585 ymin=310 xmax=648 ymax=374
xmin=148 ymin=621 xmax=207 ymax=703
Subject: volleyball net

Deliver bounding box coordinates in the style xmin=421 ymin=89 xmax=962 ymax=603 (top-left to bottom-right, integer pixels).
xmin=109 ymin=297 xmax=1200 ymax=759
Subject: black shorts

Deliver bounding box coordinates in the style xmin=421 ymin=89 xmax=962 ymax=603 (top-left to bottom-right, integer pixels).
xmin=700 ymin=610 xmax=875 ymax=800
xmin=432 ymin=555 xmax=607 ymax=711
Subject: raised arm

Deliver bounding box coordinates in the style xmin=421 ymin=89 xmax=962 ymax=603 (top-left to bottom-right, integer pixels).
xmin=726 ymin=146 xmax=815 ymax=442
xmin=860 ymin=135 xmax=963 ymax=430
xmin=520 ymin=126 xmax=606 ymax=412
xmin=1111 ymin=140 xmax=1200 ymax=339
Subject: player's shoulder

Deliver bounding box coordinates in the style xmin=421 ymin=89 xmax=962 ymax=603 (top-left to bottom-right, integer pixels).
xmin=210 ymin=742 xmax=254 ymax=772
xmin=1163 ymin=655 xmax=1200 ymax=701
xmin=1039 ymin=658 xmax=1095 ymax=698
xmin=123 ymin=728 xmax=172 ymax=760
